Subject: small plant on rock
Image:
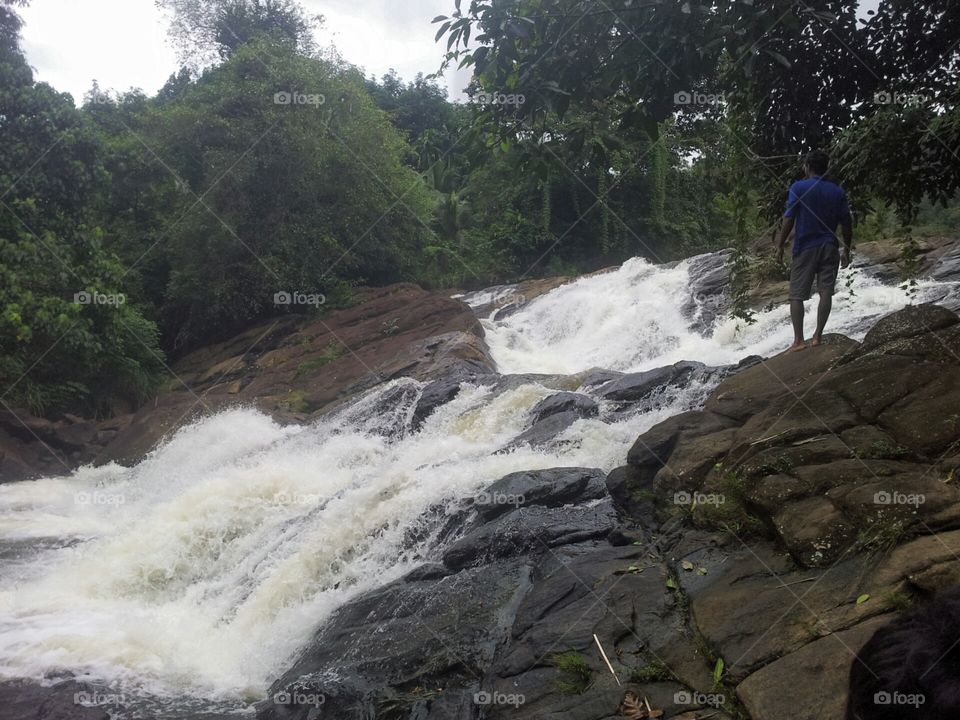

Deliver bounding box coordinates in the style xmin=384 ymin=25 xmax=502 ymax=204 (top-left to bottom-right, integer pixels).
xmin=551 ymin=651 xmax=592 ymax=695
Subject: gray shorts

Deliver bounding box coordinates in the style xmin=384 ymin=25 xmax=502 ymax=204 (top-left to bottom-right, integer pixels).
xmin=789 ymin=243 xmax=841 ymax=301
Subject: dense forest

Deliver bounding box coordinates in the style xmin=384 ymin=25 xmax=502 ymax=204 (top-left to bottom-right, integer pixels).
xmin=1 ymin=0 xmax=958 ymax=419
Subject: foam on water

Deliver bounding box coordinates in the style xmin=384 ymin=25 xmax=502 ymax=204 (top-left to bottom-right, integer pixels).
xmin=482 ymin=254 xmax=957 ymax=374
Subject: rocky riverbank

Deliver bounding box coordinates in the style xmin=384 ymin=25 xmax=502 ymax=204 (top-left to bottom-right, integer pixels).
xmin=0 ymin=284 xmax=491 ymax=481
xmin=258 ymin=303 xmax=960 ymax=720
xmin=2 ymin=242 xmax=959 ymax=720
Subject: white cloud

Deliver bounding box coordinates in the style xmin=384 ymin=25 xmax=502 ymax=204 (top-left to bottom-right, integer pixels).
xmin=17 ymin=0 xmax=472 ymax=104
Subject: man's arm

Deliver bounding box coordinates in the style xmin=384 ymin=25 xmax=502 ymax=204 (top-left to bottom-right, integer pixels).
xmin=777 ymin=215 xmax=795 ymax=264
xmin=777 ymin=183 xmax=799 ymax=263
xmin=840 ymin=220 xmax=852 ymax=268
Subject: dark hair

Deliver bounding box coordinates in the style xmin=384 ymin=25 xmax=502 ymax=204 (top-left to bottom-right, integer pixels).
xmin=805 ymin=149 xmax=830 ymax=176
xmin=847 ymin=587 xmax=960 ymax=719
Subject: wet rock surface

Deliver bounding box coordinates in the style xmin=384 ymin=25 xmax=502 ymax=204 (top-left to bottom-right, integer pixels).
xmin=257 ymin=305 xmax=960 ymax=720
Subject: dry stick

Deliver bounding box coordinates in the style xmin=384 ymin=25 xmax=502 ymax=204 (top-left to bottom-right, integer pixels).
xmin=593 ymin=633 xmax=621 ymax=687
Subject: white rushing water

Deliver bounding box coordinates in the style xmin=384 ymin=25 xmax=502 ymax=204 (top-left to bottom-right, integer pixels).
xmin=0 ymin=251 xmax=956 ymax=714
xmin=479 ymin=254 xmax=958 ymax=374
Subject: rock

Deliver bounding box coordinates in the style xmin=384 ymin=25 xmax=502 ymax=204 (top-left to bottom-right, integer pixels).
xmin=682 ymin=250 xmax=732 ymax=331
xmin=599 ymin=361 xmax=708 ymax=405
xmin=260 ymin=560 xmax=532 ymax=720
xmin=577 ymin=369 xmax=624 ymax=389
xmin=772 ymin=495 xmax=854 ymax=567
xmin=850 ymin=303 xmax=959 ymax=357
xmin=705 ymin=335 xmax=855 ymax=422
xmin=442 ymin=500 xmax=617 ymax=570
xmin=0 ymin=680 xmax=113 ymax=720
xmin=930 ymin=242 xmax=960 ymax=281
xmin=736 ymin=615 xmax=893 ymax=720
xmin=411 ymin=376 xmax=465 ymax=430
xmin=474 ymin=467 xmax=607 ymax=520
xmin=500 ymin=411 xmax=583 ymax=451
xmin=0 ymin=410 xmax=128 ymax=483
xmin=605 ymin=464 xmax=657 ymax=524
xmin=96 ymin=284 xmax=495 ymax=467
xmin=529 ymin=391 xmax=599 ymax=424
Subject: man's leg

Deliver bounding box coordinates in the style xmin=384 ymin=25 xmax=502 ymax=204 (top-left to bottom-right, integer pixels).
xmin=788 ymin=299 xmax=806 ymax=352
xmin=787 ymin=248 xmax=814 ymax=352
xmin=810 ymin=245 xmax=840 ymax=346
xmin=810 ymin=291 xmax=832 ymax=346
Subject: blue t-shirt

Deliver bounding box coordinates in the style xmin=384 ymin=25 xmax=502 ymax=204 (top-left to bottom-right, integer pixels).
xmin=784 ymin=176 xmax=851 ymax=256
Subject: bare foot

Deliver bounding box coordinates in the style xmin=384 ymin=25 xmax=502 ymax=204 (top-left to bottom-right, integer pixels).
xmin=809 ymin=335 xmax=822 ymax=347
xmin=786 ymin=341 xmax=807 ymax=353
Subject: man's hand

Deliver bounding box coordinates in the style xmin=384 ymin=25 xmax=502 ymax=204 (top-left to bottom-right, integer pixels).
xmin=776 ymin=243 xmax=785 ymax=266
xmin=840 ymin=247 xmax=851 ymax=269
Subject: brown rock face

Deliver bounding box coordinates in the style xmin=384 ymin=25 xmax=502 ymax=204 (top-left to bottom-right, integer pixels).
xmin=0 ymin=283 xmax=493 ymax=480
xmin=97 ymin=284 xmax=492 ymax=467
xmin=621 ymin=303 xmax=960 ymax=720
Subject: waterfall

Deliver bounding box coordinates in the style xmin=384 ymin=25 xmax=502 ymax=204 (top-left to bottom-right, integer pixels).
xmin=478 ymin=254 xmax=955 ymax=374
xmin=0 ymin=251 xmax=956 ymax=715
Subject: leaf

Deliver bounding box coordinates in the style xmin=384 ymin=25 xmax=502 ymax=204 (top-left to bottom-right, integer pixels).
xmin=666 ymin=577 xmax=677 ymax=589
xmin=617 ymin=691 xmax=662 ymax=718
xmin=696 ymin=566 xmax=708 ymax=575
xmin=856 ymin=593 xmax=870 ymax=605
xmin=681 ymin=560 xmax=694 ymax=571
xmin=713 ymin=657 xmax=725 ymax=685
xmin=618 ymin=691 xmax=644 ymax=719
xmin=431 ymin=15 xmax=448 ymax=22
xmin=434 ymin=21 xmax=451 ymax=42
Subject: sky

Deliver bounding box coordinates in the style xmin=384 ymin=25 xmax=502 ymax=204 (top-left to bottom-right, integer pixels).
xmin=18 ymin=0 xmax=881 ymax=106
xmin=17 ymin=0 xmax=473 ymax=104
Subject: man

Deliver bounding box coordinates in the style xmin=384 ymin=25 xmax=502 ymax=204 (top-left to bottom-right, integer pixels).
xmin=846 ymin=587 xmax=960 ymax=718
xmin=777 ymin=149 xmax=853 ymax=352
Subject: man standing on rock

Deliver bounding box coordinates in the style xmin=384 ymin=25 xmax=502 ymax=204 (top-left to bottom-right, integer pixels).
xmin=777 ymin=149 xmax=853 ymax=352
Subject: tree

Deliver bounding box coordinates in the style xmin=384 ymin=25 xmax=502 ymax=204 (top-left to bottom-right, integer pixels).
xmin=1 ymin=2 xmax=164 ymax=416
xmin=156 ymin=0 xmax=322 ymax=68
xmin=90 ymin=39 xmax=436 ymax=352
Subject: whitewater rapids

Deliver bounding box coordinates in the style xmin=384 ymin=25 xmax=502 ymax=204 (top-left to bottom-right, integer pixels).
xmin=0 ymin=252 xmax=956 ymax=715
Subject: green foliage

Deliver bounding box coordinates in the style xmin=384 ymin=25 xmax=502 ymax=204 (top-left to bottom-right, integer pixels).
xmin=295 ymin=342 xmax=345 ymax=377
xmin=631 ymin=659 xmax=672 ymax=684
xmin=156 ymin=0 xmax=321 ymax=68
xmin=692 ymin=470 xmax=767 ymax=539
xmin=91 ymin=39 xmax=436 ymax=352
xmin=550 ymin=651 xmax=592 ymax=695
xmin=0 ymin=17 xmax=165 ymax=416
